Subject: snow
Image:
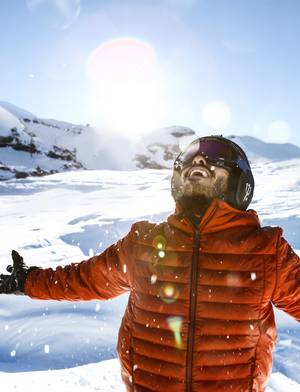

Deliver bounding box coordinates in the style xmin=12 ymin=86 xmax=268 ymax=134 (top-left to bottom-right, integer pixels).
xmin=0 ymin=101 xmax=36 ymax=121
xmin=0 ymin=147 xmax=70 ymax=172
xmin=0 ymin=358 xmax=125 ymax=391
xmin=267 ymin=373 xmax=300 ymax=392
xmin=0 ymin=101 xmax=140 ymax=178
xmin=0 ymin=156 xmax=300 ymax=389
xmin=0 ymin=106 xmax=24 ymax=136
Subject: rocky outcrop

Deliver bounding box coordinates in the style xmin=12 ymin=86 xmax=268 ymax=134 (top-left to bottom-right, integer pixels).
xmin=134 ymin=126 xmax=195 ymax=169
xmin=0 ymin=127 xmax=39 ymax=153
xmin=0 ymin=119 xmax=85 ymax=180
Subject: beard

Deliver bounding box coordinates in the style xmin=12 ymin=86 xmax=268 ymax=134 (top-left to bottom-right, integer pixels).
xmin=181 ymin=176 xmax=228 ymax=199
xmin=171 ymin=170 xmax=229 ymax=206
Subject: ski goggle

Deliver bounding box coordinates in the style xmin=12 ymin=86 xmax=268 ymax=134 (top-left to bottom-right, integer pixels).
xmin=174 ymin=138 xmax=250 ymax=172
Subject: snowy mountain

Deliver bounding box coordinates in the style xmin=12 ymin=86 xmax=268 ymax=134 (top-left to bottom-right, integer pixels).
xmin=2 ymin=102 xmax=300 ymax=181
xmin=0 ymin=101 xmax=194 ymax=179
xmin=228 ymin=134 xmax=300 ymax=161
xmin=135 ymin=131 xmax=300 ymax=169
xmin=0 ymin=104 xmax=195 ymax=175
xmin=0 ymin=159 xmax=300 ymax=390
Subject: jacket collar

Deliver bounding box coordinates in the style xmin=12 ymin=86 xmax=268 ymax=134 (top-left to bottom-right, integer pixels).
xmin=167 ymin=198 xmax=260 ymax=234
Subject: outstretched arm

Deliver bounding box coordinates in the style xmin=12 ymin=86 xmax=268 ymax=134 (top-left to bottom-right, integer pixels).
xmin=272 ymin=236 xmax=300 ymax=322
xmin=1 ymin=227 xmax=135 ymax=301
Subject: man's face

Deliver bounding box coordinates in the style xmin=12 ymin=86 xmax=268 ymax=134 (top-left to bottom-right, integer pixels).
xmin=174 ymin=153 xmax=230 ymax=201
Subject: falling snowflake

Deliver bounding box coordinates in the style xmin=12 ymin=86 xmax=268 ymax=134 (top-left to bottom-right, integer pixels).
xmin=89 ymin=248 xmax=94 ymax=257
xmin=150 ymin=274 xmax=157 ymax=284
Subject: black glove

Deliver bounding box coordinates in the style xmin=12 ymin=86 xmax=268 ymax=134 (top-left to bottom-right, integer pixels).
xmin=0 ymin=250 xmax=36 ymax=295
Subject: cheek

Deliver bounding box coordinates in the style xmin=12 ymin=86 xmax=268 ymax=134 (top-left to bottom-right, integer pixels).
xmin=215 ymin=168 xmax=230 ymax=181
xmin=180 ymin=170 xmax=188 ymax=182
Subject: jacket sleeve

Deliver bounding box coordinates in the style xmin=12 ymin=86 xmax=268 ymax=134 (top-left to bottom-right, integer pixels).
xmin=272 ymin=235 xmax=300 ymax=322
xmin=24 ymin=226 xmax=135 ymax=301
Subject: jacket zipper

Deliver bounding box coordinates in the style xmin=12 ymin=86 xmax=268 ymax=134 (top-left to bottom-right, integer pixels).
xmin=186 ymin=230 xmax=200 ymax=392
xmin=249 ymin=357 xmax=255 ymax=392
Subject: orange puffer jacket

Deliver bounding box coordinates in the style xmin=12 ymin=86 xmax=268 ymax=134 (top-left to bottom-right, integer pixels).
xmin=25 ymin=199 xmax=300 ymax=392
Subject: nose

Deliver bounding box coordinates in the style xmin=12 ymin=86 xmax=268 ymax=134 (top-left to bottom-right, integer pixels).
xmin=192 ymin=154 xmax=207 ymax=166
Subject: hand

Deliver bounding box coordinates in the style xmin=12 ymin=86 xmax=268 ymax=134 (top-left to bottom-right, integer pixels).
xmin=0 ymin=250 xmax=30 ymax=294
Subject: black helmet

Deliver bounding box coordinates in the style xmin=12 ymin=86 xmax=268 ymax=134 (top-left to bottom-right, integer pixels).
xmin=172 ymin=135 xmax=254 ymax=210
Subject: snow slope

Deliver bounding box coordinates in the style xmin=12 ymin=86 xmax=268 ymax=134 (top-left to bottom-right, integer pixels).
xmin=0 ymin=102 xmax=86 ymax=179
xmin=0 ymin=157 xmax=300 ymax=390
xmin=0 ymin=101 xmax=37 ymax=121
xmin=0 ymin=106 xmax=24 ymax=136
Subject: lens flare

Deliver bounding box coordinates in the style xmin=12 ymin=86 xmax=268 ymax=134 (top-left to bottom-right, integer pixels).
xmin=86 ymin=37 xmax=166 ymax=136
xmin=164 ymin=285 xmax=175 ymax=297
xmin=152 ymin=235 xmax=167 ymax=250
xmin=167 ymin=316 xmax=183 ymax=349
xmin=160 ymin=284 xmax=179 ymax=303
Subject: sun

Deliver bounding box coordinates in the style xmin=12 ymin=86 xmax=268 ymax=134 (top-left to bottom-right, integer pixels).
xmin=86 ymin=37 xmax=166 ymax=138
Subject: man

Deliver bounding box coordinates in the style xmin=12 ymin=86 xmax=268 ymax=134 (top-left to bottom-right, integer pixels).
xmin=0 ymin=135 xmax=299 ymax=392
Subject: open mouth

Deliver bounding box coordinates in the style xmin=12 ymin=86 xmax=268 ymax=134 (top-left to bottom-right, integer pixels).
xmin=186 ymin=166 xmax=212 ymax=179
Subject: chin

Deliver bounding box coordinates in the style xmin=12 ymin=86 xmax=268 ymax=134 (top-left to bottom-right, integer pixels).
xmin=180 ymin=194 xmax=212 ymax=206
xmin=183 ymin=185 xmax=214 ymax=200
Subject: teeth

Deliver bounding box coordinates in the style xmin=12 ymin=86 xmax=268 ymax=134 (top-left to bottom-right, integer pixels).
xmin=190 ymin=169 xmax=208 ymax=177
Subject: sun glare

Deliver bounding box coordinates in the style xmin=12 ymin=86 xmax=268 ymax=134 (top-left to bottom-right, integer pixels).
xmin=86 ymin=37 xmax=166 ymax=138
xmin=201 ymin=100 xmax=231 ymax=130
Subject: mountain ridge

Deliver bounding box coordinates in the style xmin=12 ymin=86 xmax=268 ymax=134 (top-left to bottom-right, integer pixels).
xmin=1 ymin=101 xmax=300 ymax=180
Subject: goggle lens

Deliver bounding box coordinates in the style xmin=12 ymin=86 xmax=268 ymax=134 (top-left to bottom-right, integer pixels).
xmin=177 ymin=139 xmax=242 ymax=169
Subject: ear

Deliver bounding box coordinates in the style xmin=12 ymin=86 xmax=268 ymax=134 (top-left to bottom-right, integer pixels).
xmin=235 ymin=171 xmax=254 ymax=210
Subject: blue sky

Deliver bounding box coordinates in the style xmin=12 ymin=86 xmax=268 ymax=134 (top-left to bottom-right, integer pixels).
xmin=1 ymin=0 xmax=300 ymax=144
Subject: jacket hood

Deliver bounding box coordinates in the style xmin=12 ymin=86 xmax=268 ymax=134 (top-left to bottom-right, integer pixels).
xmin=167 ymin=198 xmax=260 ymax=234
